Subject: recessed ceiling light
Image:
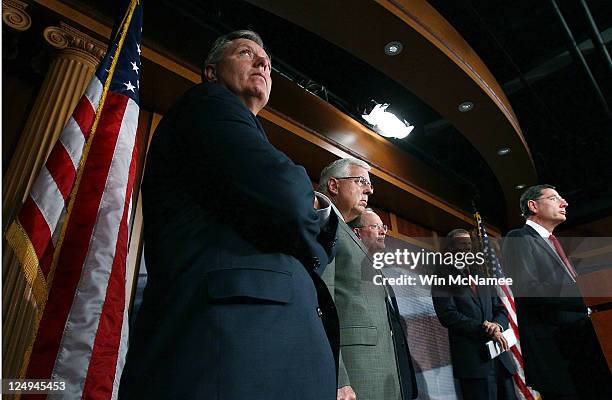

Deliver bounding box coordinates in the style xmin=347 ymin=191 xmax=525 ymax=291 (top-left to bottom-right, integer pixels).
xmin=497 ymin=147 xmax=511 ymax=156
xmin=515 ymin=184 xmax=526 ymax=190
xmin=458 ymin=101 xmax=474 ymax=112
xmin=384 ymin=41 xmax=403 ymax=56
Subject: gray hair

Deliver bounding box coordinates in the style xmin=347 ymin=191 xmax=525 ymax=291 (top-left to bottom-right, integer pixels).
xmin=318 ymin=157 xmax=371 ymax=195
xmin=202 ymin=30 xmax=266 ymax=80
xmin=519 ymin=184 xmax=556 ymax=218
xmin=348 ymin=208 xmax=376 ymax=229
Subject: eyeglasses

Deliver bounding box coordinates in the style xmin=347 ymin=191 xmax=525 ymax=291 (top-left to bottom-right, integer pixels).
xmin=536 ymin=195 xmax=565 ymax=203
xmin=333 ymin=176 xmax=373 ymax=191
xmin=356 ymin=224 xmax=388 ymax=233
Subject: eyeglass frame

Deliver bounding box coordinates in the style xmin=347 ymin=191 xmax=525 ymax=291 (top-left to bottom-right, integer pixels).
xmin=332 ymin=176 xmax=373 ymax=191
xmin=355 ymin=223 xmax=388 ymax=233
xmin=535 ymin=195 xmax=566 ymax=203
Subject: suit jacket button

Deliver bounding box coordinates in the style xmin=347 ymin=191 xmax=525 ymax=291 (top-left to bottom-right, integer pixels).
xmin=317 ymin=307 xmax=323 ymax=318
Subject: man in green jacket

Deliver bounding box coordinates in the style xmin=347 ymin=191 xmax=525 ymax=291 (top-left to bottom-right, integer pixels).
xmin=319 ymin=158 xmax=417 ymax=400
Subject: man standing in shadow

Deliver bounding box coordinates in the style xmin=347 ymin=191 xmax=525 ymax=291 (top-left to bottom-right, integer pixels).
xmin=432 ymin=229 xmax=516 ymax=400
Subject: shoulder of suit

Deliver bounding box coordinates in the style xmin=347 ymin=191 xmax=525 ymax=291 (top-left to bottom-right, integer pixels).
xmin=190 ymin=82 xmax=251 ymax=112
xmin=506 ymin=225 xmax=532 ymax=237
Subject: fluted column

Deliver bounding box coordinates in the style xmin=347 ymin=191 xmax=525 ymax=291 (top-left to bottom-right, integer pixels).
xmin=2 ymin=23 xmax=106 ymax=381
xmin=3 ymin=22 xmax=106 ymax=231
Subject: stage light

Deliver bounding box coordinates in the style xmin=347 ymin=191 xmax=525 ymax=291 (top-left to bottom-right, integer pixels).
xmin=362 ymin=103 xmax=414 ymax=139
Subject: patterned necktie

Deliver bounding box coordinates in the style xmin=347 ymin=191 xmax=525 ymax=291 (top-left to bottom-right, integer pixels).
xmin=548 ymin=234 xmax=578 ymax=281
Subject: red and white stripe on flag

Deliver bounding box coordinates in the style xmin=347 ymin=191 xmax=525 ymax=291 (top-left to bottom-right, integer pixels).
xmin=6 ymin=1 xmax=142 ymax=399
xmin=496 ymin=283 xmax=537 ymax=400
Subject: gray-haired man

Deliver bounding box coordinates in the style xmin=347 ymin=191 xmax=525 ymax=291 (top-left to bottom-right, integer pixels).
xmin=119 ymin=30 xmax=339 ymax=399
xmin=320 ymin=158 xmax=417 ymax=400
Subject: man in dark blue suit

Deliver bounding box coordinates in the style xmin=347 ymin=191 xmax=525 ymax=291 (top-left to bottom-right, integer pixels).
xmin=432 ymin=229 xmax=516 ymax=400
xmin=119 ymin=30 xmax=339 ymax=399
xmin=503 ymin=184 xmax=611 ymax=399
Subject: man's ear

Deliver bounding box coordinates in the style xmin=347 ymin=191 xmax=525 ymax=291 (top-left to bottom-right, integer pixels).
xmin=327 ymin=179 xmax=338 ymax=196
xmin=527 ymin=199 xmax=538 ymax=215
xmin=204 ymin=64 xmax=217 ymax=82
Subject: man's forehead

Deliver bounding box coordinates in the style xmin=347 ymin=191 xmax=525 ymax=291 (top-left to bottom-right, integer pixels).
xmin=362 ymin=213 xmax=382 ymax=224
xmin=347 ymin=165 xmax=369 ymax=176
xmin=229 ymin=38 xmax=269 ymax=56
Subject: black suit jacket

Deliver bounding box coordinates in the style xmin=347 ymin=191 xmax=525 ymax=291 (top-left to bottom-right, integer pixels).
xmin=432 ymin=268 xmax=517 ymax=379
xmin=119 ymin=82 xmax=339 ymax=399
xmin=502 ymin=225 xmax=588 ymax=394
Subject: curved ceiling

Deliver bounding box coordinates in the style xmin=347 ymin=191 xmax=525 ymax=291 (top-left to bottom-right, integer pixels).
xmin=249 ymin=0 xmax=537 ymax=224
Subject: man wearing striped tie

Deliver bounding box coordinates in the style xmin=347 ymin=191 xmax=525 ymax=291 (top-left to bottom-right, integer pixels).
xmin=503 ymin=184 xmax=611 ymax=399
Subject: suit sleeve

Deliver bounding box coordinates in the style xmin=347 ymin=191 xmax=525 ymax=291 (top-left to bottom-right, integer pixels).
xmin=322 ymin=260 xmax=351 ymax=388
xmin=182 ymin=93 xmax=333 ymax=267
xmin=491 ymin=296 xmax=509 ymax=329
xmin=431 ymin=290 xmax=482 ymax=336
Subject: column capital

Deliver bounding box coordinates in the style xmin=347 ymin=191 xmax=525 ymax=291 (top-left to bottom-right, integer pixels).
xmin=43 ymin=22 xmax=107 ymax=63
xmin=2 ymin=0 xmax=32 ymax=32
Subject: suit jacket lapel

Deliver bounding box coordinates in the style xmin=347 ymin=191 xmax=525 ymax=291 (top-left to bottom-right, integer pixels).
xmin=330 ymin=204 xmax=371 ymax=261
xmin=523 ymin=225 xmax=570 ymax=274
xmin=340 ymin=219 xmax=372 ymax=262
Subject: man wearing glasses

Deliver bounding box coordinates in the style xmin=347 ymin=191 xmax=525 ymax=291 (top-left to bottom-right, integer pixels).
xmin=319 ymin=159 xmax=417 ymax=400
xmin=503 ymin=184 xmax=611 ymax=399
xmin=348 ymin=208 xmax=388 ymax=255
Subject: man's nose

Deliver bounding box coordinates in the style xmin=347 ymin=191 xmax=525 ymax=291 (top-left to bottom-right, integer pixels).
xmin=254 ymin=55 xmax=270 ymax=72
xmin=363 ymin=186 xmax=373 ymax=195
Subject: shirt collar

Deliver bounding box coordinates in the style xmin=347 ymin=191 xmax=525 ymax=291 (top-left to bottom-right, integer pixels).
xmin=526 ymin=219 xmax=551 ymax=238
xmin=329 ymin=201 xmax=345 ymax=223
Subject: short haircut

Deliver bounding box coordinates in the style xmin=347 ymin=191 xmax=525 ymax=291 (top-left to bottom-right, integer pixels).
xmin=445 ymin=228 xmax=471 ymax=250
xmin=519 ymin=184 xmax=556 ymax=218
xmin=348 ymin=208 xmax=375 ymax=229
xmin=202 ymin=30 xmax=266 ymax=81
xmin=318 ymin=157 xmax=371 ymax=195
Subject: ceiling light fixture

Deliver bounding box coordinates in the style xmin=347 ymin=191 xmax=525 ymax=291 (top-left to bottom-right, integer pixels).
xmin=458 ymin=101 xmax=474 ymax=112
xmin=497 ymin=147 xmax=511 ymax=156
xmin=362 ymin=103 xmax=414 ymax=139
xmin=515 ymin=184 xmax=526 ymax=190
xmin=384 ymin=41 xmax=403 ymax=56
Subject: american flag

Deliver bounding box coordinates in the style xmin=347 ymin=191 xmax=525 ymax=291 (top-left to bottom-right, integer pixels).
xmin=5 ymin=1 xmax=143 ymax=398
xmin=475 ymin=212 xmax=537 ymax=400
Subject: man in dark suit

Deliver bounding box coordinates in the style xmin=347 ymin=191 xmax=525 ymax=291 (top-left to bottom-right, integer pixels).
xmin=319 ymin=159 xmax=417 ymax=400
xmin=119 ymin=30 xmax=339 ymax=399
xmin=432 ymin=229 xmax=517 ymax=400
xmin=503 ymin=184 xmax=611 ymax=399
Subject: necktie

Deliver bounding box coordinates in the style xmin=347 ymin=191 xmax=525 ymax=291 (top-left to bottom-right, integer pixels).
xmin=464 ymin=270 xmax=477 ymax=296
xmin=548 ymin=234 xmax=578 ymax=281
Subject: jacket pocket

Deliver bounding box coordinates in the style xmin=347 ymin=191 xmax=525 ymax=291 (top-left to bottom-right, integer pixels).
xmin=206 ymin=268 xmax=294 ymax=304
xmin=340 ymin=326 xmax=378 ymax=346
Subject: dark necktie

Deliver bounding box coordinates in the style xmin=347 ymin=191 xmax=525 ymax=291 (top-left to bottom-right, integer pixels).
xmin=548 ymin=234 xmax=578 ymax=281
xmin=464 ymin=269 xmax=477 ymax=296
